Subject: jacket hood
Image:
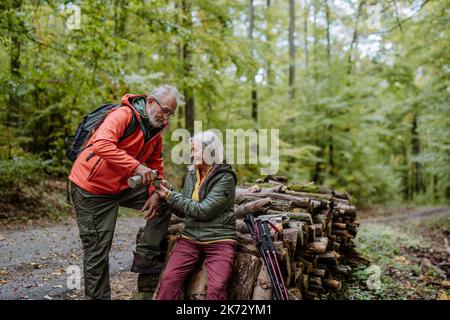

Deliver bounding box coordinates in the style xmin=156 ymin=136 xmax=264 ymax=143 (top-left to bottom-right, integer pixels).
xmin=121 ymin=94 xmax=147 ymax=118
xmin=188 ymin=162 xmax=236 ymax=181
xmin=212 ymin=162 xmax=237 ymax=183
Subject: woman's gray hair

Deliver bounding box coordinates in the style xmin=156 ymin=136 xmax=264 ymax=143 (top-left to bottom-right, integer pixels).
xmin=190 ymin=130 xmax=224 ymax=165
xmin=149 ymin=85 xmax=181 ymax=107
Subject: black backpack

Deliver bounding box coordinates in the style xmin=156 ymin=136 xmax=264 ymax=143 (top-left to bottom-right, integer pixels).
xmin=65 ymin=104 xmax=140 ymax=162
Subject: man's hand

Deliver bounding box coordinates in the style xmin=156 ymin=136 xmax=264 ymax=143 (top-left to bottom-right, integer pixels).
xmin=140 ymin=193 xmax=160 ymax=220
xmin=133 ymin=164 xmax=156 ymax=185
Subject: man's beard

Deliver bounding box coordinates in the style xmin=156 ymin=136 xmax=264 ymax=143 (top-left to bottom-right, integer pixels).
xmin=148 ymin=114 xmax=164 ymax=128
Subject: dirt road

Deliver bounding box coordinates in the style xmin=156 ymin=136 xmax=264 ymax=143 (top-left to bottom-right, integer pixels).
xmin=360 ymin=206 xmax=450 ymax=224
xmin=0 ymin=216 xmax=145 ymax=300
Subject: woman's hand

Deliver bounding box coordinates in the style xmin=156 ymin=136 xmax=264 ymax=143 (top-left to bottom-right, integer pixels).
xmin=154 ymin=184 xmax=171 ymax=200
xmin=161 ymin=179 xmax=170 ymax=189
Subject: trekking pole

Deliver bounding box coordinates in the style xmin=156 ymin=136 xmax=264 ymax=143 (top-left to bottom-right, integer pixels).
xmin=257 ymin=219 xmax=287 ymax=300
xmin=243 ymin=213 xmax=255 ymax=235
xmin=244 ymin=214 xmax=283 ymax=300
xmin=264 ymin=220 xmax=289 ymax=299
xmin=262 ymin=220 xmax=290 ymax=300
xmin=245 ymin=214 xmax=282 ymax=299
xmin=256 ymin=219 xmax=285 ymax=300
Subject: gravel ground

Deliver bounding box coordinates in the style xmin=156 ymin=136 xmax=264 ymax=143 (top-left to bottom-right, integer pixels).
xmin=0 ymin=216 xmax=145 ymax=300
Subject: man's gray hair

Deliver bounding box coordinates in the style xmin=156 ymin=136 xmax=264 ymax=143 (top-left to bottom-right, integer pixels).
xmin=149 ymin=85 xmax=181 ymax=107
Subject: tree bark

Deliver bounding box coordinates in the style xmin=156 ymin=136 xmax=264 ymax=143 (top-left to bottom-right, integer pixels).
xmin=303 ymin=0 xmax=309 ymax=68
xmin=252 ymin=264 xmax=273 ymax=300
xmin=249 ymin=0 xmax=258 ymax=122
xmin=7 ymin=0 xmax=23 ymax=158
xmin=236 ymin=191 xmax=310 ymax=208
xmin=323 ymin=278 xmax=341 ymax=291
xmin=266 ymin=0 xmax=273 ymax=88
xmin=411 ymin=113 xmax=424 ymax=194
xmin=347 ymin=1 xmax=365 ymax=76
xmin=235 ymin=197 xmax=272 ymax=218
xmin=181 ymin=0 xmax=195 ymax=133
xmin=288 ymin=0 xmax=296 ymax=99
xmin=229 ymin=253 xmax=262 ymax=300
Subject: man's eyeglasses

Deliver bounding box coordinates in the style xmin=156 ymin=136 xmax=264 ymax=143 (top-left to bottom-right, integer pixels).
xmin=150 ymin=95 xmax=174 ymax=118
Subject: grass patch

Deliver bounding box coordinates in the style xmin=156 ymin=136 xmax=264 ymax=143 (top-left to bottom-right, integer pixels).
xmin=331 ymin=218 xmax=449 ymax=300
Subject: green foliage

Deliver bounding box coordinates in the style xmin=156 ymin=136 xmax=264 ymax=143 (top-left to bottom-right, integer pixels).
xmin=356 ymin=223 xmax=421 ymax=266
xmin=329 ymin=217 xmax=449 ymax=300
xmin=0 ymin=155 xmax=46 ymax=189
xmin=0 ymin=0 xmax=448 ymax=206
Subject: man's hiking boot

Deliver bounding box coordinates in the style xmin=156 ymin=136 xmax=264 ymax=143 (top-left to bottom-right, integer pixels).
xmin=131 ymin=251 xmax=163 ymax=274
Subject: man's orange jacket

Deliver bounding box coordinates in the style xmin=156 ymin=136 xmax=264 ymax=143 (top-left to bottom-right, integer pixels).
xmin=69 ymin=94 xmax=165 ymax=196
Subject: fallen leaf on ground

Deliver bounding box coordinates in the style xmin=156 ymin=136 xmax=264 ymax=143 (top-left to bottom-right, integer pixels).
xmin=436 ymin=290 xmax=449 ymax=300
xmin=394 ymin=255 xmax=407 ymax=263
xmin=30 ymin=262 xmax=42 ymax=269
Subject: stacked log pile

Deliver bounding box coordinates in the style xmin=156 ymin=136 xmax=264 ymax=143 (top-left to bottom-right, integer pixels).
xmin=137 ymin=176 xmax=359 ymax=300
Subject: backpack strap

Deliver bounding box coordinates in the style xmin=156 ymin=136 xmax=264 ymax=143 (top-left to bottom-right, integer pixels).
xmin=119 ymin=105 xmax=140 ymax=142
xmin=81 ymin=105 xmax=141 ymax=162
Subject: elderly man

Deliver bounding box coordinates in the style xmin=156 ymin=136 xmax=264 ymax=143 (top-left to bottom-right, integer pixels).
xmin=68 ymin=85 xmax=180 ymax=299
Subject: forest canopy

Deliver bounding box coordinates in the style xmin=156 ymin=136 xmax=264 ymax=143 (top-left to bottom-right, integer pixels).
xmin=0 ymin=0 xmax=448 ymax=206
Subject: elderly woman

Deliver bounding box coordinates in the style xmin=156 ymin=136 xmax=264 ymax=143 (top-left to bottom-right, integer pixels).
xmin=154 ymin=130 xmax=237 ymax=300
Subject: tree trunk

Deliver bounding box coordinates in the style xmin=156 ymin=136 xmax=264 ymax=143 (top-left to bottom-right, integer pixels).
xmin=8 ymin=32 xmax=21 ymax=128
xmin=7 ymin=0 xmax=23 ymax=158
xmin=181 ymin=0 xmax=195 ymax=133
xmin=324 ymin=0 xmax=335 ymax=176
xmin=411 ymin=113 xmax=424 ymax=194
xmin=347 ymin=1 xmax=365 ymax=76
xmin=288 ymin=0 xmax=296 ymax=99
xmin=325 ymin=0 xmax=331 ymax=64
xmin=114 ymin=0 xmax=128 ymax=36
xmin=249 ymin=0 xmax=258 ymax=122
xmin=266 ymin=0 xmax=273 ymax=88
xmin=303 ymin=0 xmax=309 ymax=68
